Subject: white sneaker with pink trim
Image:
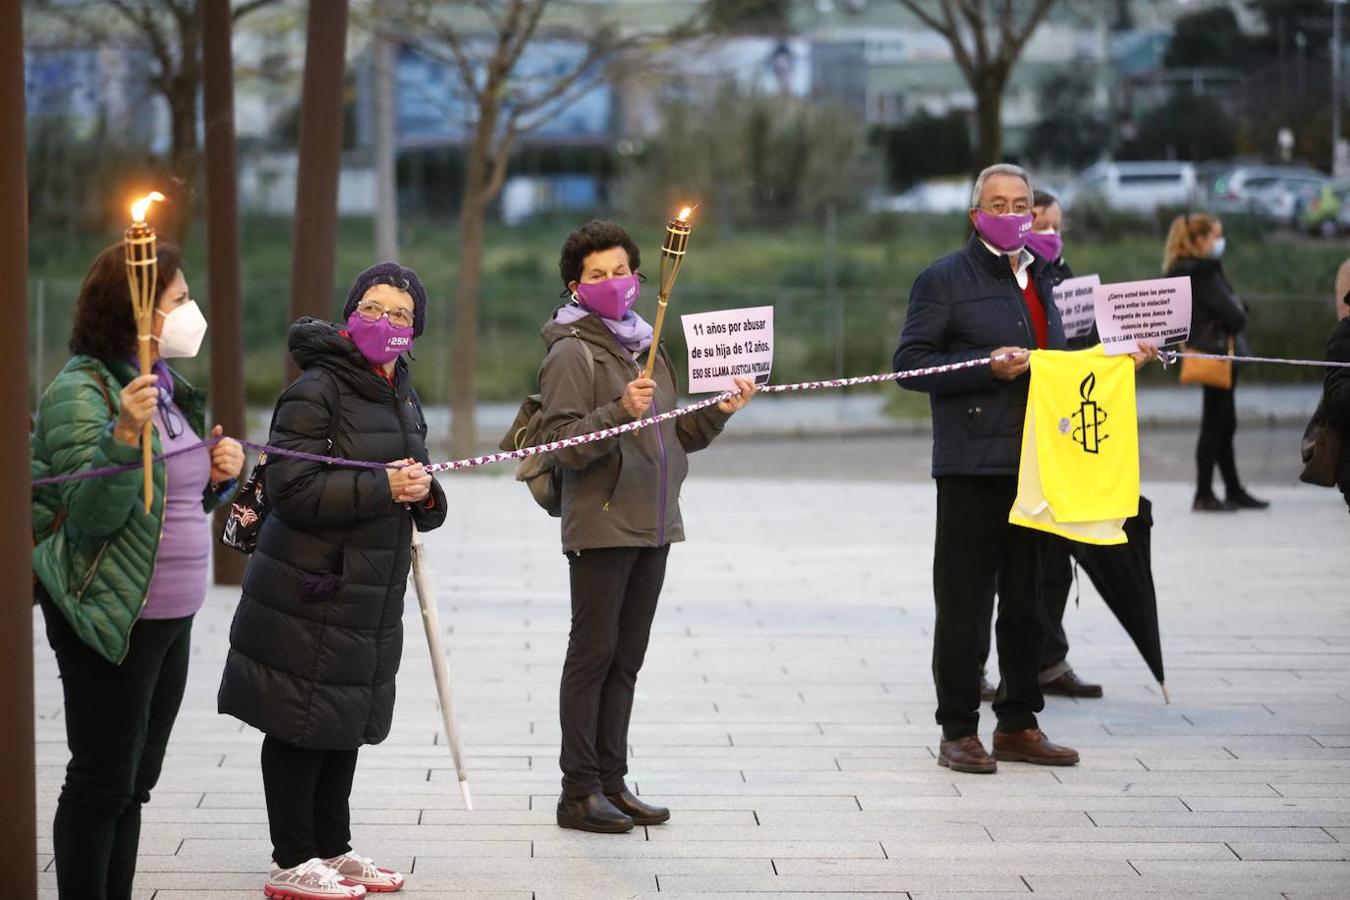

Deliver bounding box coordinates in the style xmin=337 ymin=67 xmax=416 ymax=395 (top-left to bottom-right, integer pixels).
xmin=264 ymin=858 xmax=367 ymax=899
xmin=323 ymin=852 xmax=406 ymax=893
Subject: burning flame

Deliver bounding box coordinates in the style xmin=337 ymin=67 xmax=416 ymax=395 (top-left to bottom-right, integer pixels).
xmin=676 ymin=205 xmax=695 ymax=222
xmin=1079 ymin=371 xmax=1096 ymax=402
xmin=130 ymin=192 xmax=165 ymax=224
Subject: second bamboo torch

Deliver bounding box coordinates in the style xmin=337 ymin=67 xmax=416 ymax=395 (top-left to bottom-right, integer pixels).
xmin=641 ymin=205 xmax=694 ymax=380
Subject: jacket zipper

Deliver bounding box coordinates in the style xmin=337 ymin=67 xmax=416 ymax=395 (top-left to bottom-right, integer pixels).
xmin=625 ymin=352 xmax=669 ymax=545
xmin=649 ymin=354 xmax=669 ymax=547
xmin=652 ymin=394 xmax=668 ymax=547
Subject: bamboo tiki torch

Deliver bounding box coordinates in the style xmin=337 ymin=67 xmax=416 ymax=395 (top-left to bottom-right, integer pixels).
xmin=641 ymin=205 xmax=694 ymax=380
xmin=125 ymin=192 xmax=164 ymax=513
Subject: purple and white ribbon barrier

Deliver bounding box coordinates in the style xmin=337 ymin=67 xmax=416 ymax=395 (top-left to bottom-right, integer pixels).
xmin=32 ymin=351 xmax=1350 ymax=487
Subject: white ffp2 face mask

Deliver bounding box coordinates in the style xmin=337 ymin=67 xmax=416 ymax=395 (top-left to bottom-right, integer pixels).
xmin=154 ymin=300 xmax=208 ymax=359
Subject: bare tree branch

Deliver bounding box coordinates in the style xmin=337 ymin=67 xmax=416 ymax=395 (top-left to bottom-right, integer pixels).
xmin=231 ymin=0 xmax=281 ymax=22
xmin=956 ymin=0 xmax=990 ymax=73
xmin=1005 ymin=0 xmax=1057 ymax=61
xmin=896 ymin=0 xmax=952 ymax=39
xmin=936 ymin=0 xmax=977 ymax=81
xmin=502 ymin=0 xmax=548 ymax=67
xmin=412 ymin=29 xmax=485 ymax=104
xmin=480 ymin=121 xmax=520 ymax=206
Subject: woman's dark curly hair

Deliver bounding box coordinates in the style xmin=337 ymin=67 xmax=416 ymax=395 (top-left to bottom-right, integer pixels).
xmin=558 ymin=220 xmax=641 ymax=290
xmin=69 ymin=241 xmax=183 ymax=361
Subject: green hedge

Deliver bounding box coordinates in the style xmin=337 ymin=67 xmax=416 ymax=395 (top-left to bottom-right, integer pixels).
xmin=28 ymin=213 xmax=1347 ymax=407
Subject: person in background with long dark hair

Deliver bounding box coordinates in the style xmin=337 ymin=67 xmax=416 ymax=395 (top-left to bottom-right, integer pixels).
xmin=31 ymin=242 xmax=245 ymax=900
xmin=1164 ymin=213 xmax=1269 ymax=512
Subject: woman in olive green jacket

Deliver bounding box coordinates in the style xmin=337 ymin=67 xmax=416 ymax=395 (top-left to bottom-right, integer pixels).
xmin=31 ymin=242 xmax=244 ymax=900
xmin=539 ymin=221 xmax=755 ymax=835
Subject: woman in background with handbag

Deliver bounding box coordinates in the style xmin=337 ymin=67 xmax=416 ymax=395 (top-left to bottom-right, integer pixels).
xmin=1164 ymin=213 xmax=1269 ymax=512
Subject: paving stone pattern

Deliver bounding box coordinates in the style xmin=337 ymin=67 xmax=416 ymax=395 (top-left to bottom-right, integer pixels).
xmin=32 ymin=468 xmax=1350 ymax=898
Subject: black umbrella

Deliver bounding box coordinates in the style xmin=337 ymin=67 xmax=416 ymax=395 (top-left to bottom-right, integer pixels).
xmin=1068 ymin=495 xmax=1168 ymax=702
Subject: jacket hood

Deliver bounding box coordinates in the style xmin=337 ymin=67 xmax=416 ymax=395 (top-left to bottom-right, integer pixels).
xmin=288 ymin=317 xmax=410 ymax=399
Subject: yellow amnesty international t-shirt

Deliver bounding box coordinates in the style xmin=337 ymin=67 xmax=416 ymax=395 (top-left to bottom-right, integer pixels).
xmin=1008 ymin=346 xmax=1140 ymax=545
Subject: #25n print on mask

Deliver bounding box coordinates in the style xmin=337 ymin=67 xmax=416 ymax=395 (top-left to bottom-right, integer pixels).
xmin=974 ymin=211 xmax=1034 ymax=253
xmin=347 ymin=311 xmax=414 ymax=366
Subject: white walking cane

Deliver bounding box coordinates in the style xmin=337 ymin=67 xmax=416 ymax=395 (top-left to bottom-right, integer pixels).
xmin=410 ymin=529 xmax=473 ymax=810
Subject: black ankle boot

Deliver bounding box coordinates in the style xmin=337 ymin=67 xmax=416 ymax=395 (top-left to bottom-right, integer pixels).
xmin=1226 ymin=489 xmax=1270 ymax=510
xmin=605 ymin=788 xmax=671 ymax=825
xmin=556 ymin=792 xmax=634 ymax=833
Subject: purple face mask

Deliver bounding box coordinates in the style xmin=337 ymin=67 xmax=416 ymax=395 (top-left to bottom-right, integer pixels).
xmin=346 ymin=311 xmax=413 ymax=366
xmin=974 ymin=210 xmax=1034 ymax=253
xmin=1026 ymin=229 xmax=1063 ymax=262
xmin=574 ymin=274 xmax=640 ymax=321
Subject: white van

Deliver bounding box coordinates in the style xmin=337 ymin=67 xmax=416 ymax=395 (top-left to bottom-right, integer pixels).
xmin=1064 ymin=161 xmax=1200 ymax=213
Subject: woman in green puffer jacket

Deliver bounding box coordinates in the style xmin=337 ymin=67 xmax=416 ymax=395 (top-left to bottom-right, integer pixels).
xmin=31 ymin=242 xmax=245 ymax=900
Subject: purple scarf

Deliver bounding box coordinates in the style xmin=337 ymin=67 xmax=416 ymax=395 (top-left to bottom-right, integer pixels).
xmin=125 ymin=357 xmax=176 ymax=401
xmin=555 ymin=303 xmax=654 ymax=354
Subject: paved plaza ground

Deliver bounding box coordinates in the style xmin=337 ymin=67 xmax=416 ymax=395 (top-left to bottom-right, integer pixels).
xmin=32 ymin=427 xmax=1350 ymax=898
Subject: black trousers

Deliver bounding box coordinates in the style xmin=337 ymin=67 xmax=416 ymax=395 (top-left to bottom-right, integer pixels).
xmin=1197 ymin=376 xmax=1242 ymax=498
xmin=261 ymin=736 xmax=359 ymax=869
xmin=1040 ymin=536 xmax=1075 ymax=679
xmin=40 ymin=596 xmax=192 ymax=900
xmin=559 ymin=545 xmax=670 ymax=800
xmin=933 ymin=476 xmax=1045 ymax=741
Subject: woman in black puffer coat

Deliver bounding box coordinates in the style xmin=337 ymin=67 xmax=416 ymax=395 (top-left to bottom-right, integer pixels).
xmin=219 ymin=263 xmax=446 ymax=897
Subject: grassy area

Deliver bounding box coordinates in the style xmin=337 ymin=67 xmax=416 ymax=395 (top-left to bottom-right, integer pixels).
xmin=27 ymin=212 xmax=1348 ymax=410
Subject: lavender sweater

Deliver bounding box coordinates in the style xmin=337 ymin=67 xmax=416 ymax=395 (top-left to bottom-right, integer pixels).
xmin=140 ymin=401 xmax=212 ymax=620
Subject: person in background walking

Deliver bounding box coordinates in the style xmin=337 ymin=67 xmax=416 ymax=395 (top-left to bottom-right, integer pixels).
xmin=1163 ymin=213 xmax=1269 ymax=512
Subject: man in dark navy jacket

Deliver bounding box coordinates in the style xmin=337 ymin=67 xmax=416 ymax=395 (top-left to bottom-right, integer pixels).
xmin=894 ymin=163 xmax=1079 ymax=775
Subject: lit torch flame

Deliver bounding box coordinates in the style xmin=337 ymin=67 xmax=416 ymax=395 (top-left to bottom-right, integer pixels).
xmin=677 ymin=207 xmax=693 ymax=222
xmin=130 ymin=191 xmax=165 ymax=224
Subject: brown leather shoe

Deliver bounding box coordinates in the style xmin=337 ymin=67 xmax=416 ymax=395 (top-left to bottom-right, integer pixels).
xmin=980 ymin=675 xmax=997 ymax=703
xmin=605 ymin=788 xmax=670 ymax=825
xmin=1042 ymin=669 xmax=1103 ymax=698
xmin=992 ymin=728 xmax=1080 ymax=766
xmin=938 ymin=735 xmax=997 ymax=774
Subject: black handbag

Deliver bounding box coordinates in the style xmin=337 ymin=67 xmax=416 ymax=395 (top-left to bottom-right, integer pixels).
xmin=1300 ymin=400 xmax=1345 ymax=488
xmin=220 ymin=452 xmax=271 ymax=553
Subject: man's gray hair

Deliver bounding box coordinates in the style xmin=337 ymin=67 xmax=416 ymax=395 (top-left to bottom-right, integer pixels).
xmin=970 ymin=163 xmax=1032 ymax=209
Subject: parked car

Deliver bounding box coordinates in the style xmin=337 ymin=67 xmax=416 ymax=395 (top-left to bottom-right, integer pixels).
xmin=1063 ymin=161 xmax=1199 ymax=213
xmin=1300 ymin=179 xmax=1350 ymax=237
xmin=1206 ymin=165 xmax=1328 ymax=223
xmin=869 ymin=179 xmax=973 ymax=214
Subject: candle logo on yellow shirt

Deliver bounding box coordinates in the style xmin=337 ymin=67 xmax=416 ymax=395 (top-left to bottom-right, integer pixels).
xmin=1070 ymin=371 xmax=1109 ymax=455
